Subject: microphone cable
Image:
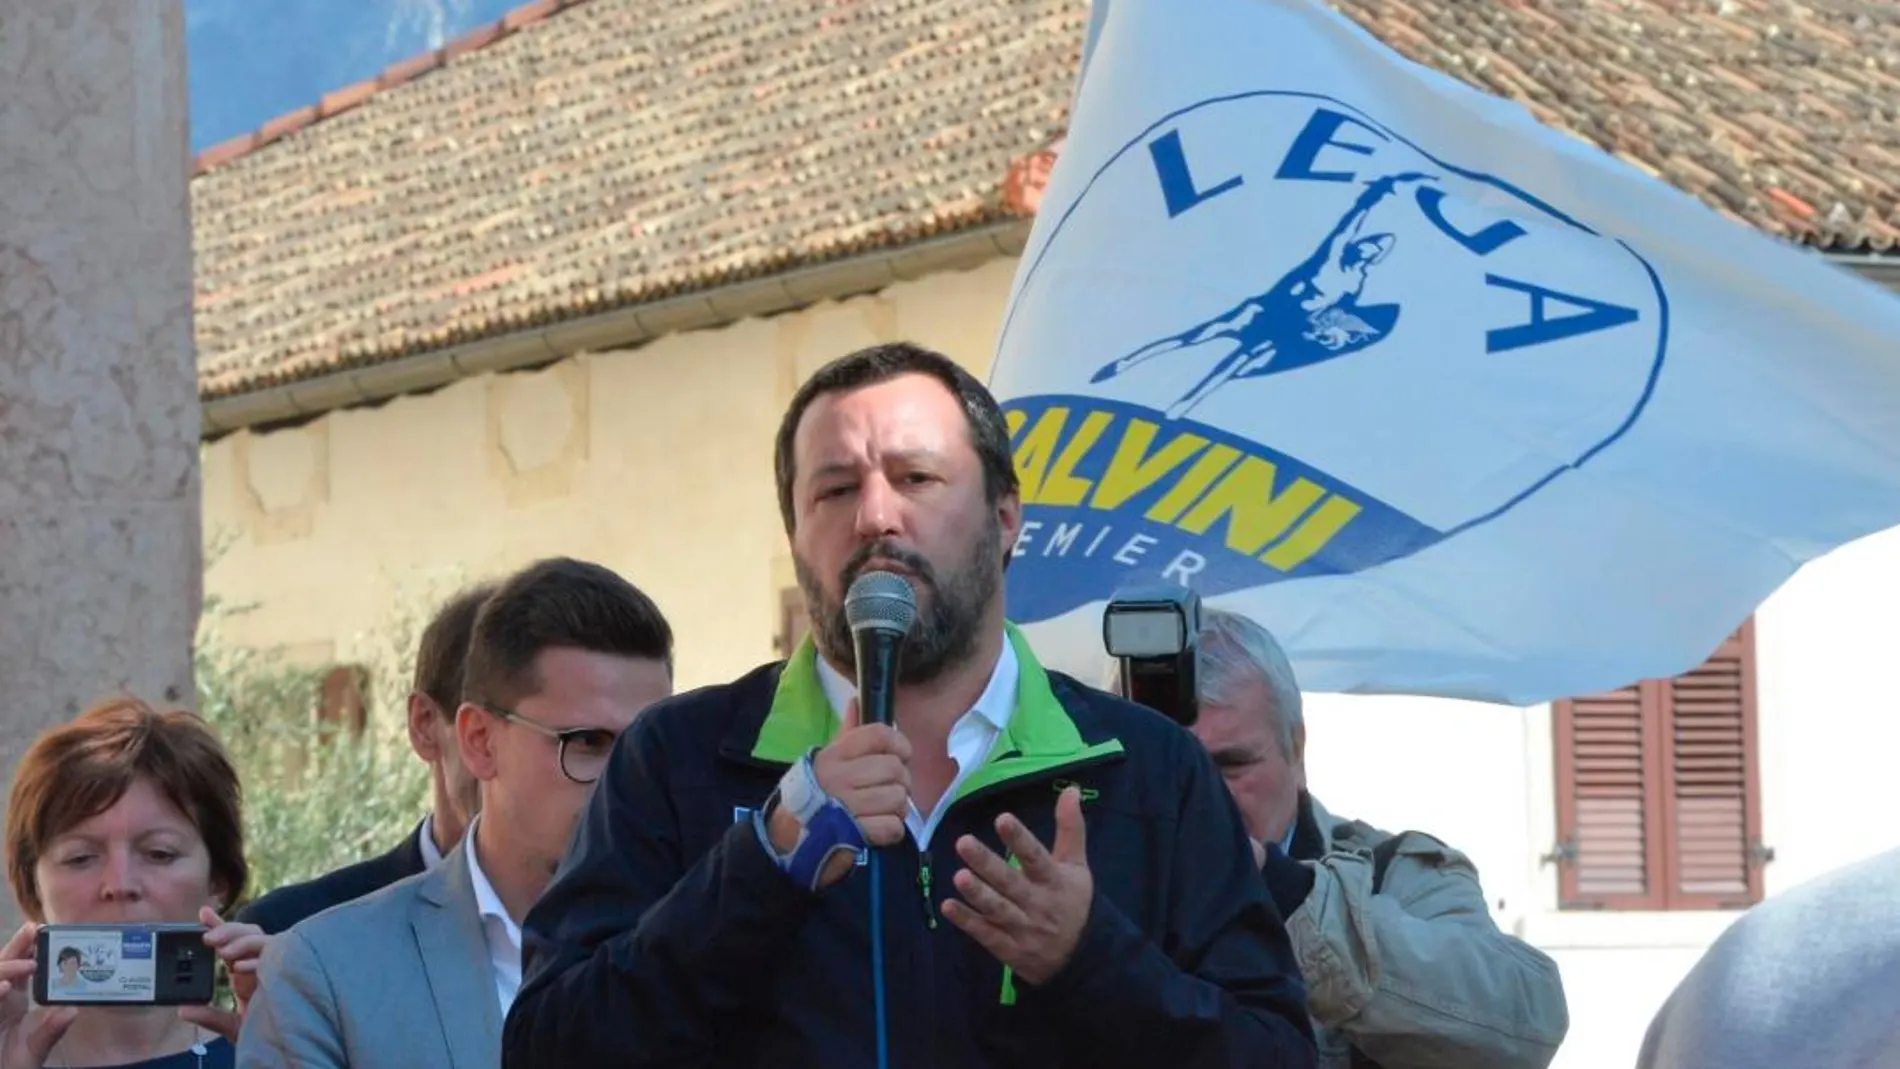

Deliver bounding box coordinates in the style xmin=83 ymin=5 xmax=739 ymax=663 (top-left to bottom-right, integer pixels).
xmin=841 ymin=568 xmax=916 ymax=1069
xmin=869 ymin=848 xmax=891 ymax=1069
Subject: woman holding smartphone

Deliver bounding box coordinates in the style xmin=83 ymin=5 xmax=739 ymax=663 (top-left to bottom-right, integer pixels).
xmin=0 ymin=696 xmax=269 ymax=1068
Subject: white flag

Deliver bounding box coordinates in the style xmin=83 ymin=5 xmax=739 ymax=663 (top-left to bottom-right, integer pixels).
xmin=988 ymin=0 xmax=1900 ymax=705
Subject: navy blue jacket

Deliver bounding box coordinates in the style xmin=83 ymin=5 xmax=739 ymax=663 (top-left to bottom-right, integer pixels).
xmin=503 ymin=631 xmax=1316 ymax=1068
xmin=237 ymin=823 xmax=426 ymax=935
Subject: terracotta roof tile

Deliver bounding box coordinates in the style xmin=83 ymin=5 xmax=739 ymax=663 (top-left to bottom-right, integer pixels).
xmin=190 ymin=0 xmax=1900 ymax=401
xmin=319 ymin=78 xmax=382 ymax=118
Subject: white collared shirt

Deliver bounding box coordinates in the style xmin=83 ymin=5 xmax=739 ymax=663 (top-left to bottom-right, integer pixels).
xmin=417 ymin=814 xmax=446 ymax=870
xmin=813 ymin=639 xmax=1018 ymax=849
xmin=461 ymin=818 xmax=524 ymax=1015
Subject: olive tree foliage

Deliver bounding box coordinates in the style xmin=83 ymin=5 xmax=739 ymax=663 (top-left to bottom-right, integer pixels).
xmin=195 ymin=553 xmax=470 ymax=908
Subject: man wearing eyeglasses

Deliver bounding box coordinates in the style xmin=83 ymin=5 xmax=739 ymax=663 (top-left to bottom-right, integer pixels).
xmin=238 ymin=557 xmax=674 ymax=1069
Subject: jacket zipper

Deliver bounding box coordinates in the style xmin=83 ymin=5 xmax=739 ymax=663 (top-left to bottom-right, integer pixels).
xmin=917 ymin=849 xmax=938 ymax=929
xmin=913 ymin=752 xmax=1124 ymax=928
xmin=913 ymin=751 xmax=1123 ymax=934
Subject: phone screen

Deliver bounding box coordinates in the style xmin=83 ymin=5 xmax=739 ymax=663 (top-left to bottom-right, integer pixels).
xmin=34 ymin=924 xmax=216 ymax=1007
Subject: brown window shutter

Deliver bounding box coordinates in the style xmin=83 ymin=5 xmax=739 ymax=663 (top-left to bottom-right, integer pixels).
xmin=1552 ymin=618 xmax=1766 ymax=911
xmin=316 ymin=665 xmax=369 ymax=737
xmin=776 ymin=588 xmax=811 ymax=658
xmin=1553 ymin=680 xmax=1668 ymax=909
xmin=1661 ymin=619 xmax=1764 ymax=908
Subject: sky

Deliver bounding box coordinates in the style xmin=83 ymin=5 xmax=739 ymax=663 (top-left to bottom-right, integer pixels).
xmin=186 ymin=0 xmax=523 ymax=153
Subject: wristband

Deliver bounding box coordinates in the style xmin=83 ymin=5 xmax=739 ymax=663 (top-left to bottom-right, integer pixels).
xmin=752 ymin=798 xmax=866 ymax=891
xmin=752 ymin=750 xmax=868 ymax=891
xmin=777 ymin=747 xmax=829 ymax=826
xmin=785 ymin=800 xmax=867 ymax=891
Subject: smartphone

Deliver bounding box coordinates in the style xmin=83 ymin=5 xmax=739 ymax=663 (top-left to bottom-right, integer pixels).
xmin=33 ymin=923 xmax=217 ymax=1006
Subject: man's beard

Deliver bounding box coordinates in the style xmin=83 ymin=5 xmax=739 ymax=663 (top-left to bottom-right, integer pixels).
xmin=795 ymin=517 xmax=1003 ymax=687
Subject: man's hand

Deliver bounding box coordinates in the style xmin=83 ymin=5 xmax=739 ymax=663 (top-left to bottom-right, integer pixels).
xmin=768 ymin=698 xmax=911 ymax=889
xmin=941 ymin=785 xmax=1093 ymax=986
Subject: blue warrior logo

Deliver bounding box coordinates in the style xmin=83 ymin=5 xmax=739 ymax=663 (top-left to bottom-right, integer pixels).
xmin=1090 ymin=171 xmax=1436 ymax=420
xmin=991 ymin=97 xmax=1669 ymax=624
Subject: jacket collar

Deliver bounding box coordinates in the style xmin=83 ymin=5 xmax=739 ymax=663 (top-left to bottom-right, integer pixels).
xmin=741 ymin=623 xmax=1123 ymax=803
xmin=459 ymin=816 xmax=520 ymax=947
xmin=415 ymin=831 xmax=478 ymax=911
xmin=409 ymin=841 xmax=503 ymax=1069
xmin=1290 ymin=789 xmax=1332 ymax=862
xmin=811 ymin=631 xmax=1018 ymax=737
xmin=417 ymin=814 xmax=445 ymax=869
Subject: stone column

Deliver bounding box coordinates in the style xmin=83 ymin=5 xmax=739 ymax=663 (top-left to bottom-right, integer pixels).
xmin=0 ymin=0 xmax=201 ymax=834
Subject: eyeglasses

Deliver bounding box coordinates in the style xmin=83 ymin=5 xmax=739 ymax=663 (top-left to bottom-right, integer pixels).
xmin=474 ymin=702 xmax=618 ymax=785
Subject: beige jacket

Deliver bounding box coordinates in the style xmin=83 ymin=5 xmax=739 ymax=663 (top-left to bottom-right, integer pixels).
xmin=1285 ymin=794 xmax=1568 ymax=1069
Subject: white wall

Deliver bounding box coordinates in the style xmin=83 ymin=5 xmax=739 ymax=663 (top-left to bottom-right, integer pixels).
xmin=1305 ymin=522 xmax=1900 ymax=1069
xmin=1753 ymin=524 xmax=1900 ymax=893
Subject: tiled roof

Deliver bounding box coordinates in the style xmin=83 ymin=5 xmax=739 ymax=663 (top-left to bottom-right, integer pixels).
xmin=190 ymin=0 xmax=1900 ymax=402
xmin=1328 ymin=0 xmax=1900 ymax=252
xmin=189 ymin=0 xmax=1083 ymax=400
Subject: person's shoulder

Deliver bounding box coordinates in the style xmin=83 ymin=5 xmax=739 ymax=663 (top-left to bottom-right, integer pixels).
xmin=1318 ymin=800 xmax=1400 ymax=852
xmin=1045 ymin=669 xmax=1199 ymax=752
xmin=1042 ymin=670 xmax=1217 ymax=798
xmin=1317 ymin=795 xmax=1469 ymax=872
xmin=1752 ymin=844 xmax=1900 ymax=920
xmin=1702 ymin=844 xmax=1900 ymax=958
xmin=622 ymin=660 xmax=783 ymax=752
xmin=1639 ymin=847 xmax=1900 ymax=1068
xmin=240 ymin=834 xmax=419 ymax=932
xmin=282 ymin=865 xmax=431 ymax=951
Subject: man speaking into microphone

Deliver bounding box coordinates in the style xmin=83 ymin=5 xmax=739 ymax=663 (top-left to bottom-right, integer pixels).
xmin=502 ymin=343 xmax=1317 ymax=1069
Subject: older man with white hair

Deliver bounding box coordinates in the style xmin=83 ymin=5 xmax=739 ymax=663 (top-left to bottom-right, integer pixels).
xmin=1144 ymin=608 xmax=1571 ymax=1069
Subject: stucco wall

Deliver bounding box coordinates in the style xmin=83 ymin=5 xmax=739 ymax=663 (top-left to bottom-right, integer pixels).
xmin=203 ymin=251 xmax=1900 ymax=1068
xmin=201 ymin=258 xmax=1017 ymax=688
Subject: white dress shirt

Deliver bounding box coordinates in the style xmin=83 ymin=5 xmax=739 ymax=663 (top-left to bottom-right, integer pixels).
xmin=461 ymin=818 xmax=524 ymax=1015
xmin=417 ymin=814 xmax=447 ymax=869
xmin=814 ymin=638 xmax=1018 ymax=849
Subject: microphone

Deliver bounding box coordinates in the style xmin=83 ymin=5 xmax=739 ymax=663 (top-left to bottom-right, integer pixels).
xmin=841 ymin=569 xmax=915 ymax=1069
xmin=844 ymin=571 xmax=917 ymax=728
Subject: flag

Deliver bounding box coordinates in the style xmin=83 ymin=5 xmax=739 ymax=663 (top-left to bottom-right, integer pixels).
xmin=988 ymin=0 xmax=1900 ymax=705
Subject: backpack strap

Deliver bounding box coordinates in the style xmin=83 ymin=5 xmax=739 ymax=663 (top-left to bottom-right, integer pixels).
xmin=1369 ymin=828 xmax=1452 ymax=894
xmin=1369 ymin=833 xmax=1408 ymax=895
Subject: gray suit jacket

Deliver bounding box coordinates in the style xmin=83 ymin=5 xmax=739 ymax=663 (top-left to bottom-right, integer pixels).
xmin=236 ymin=842 xmax=503 ymax=1069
